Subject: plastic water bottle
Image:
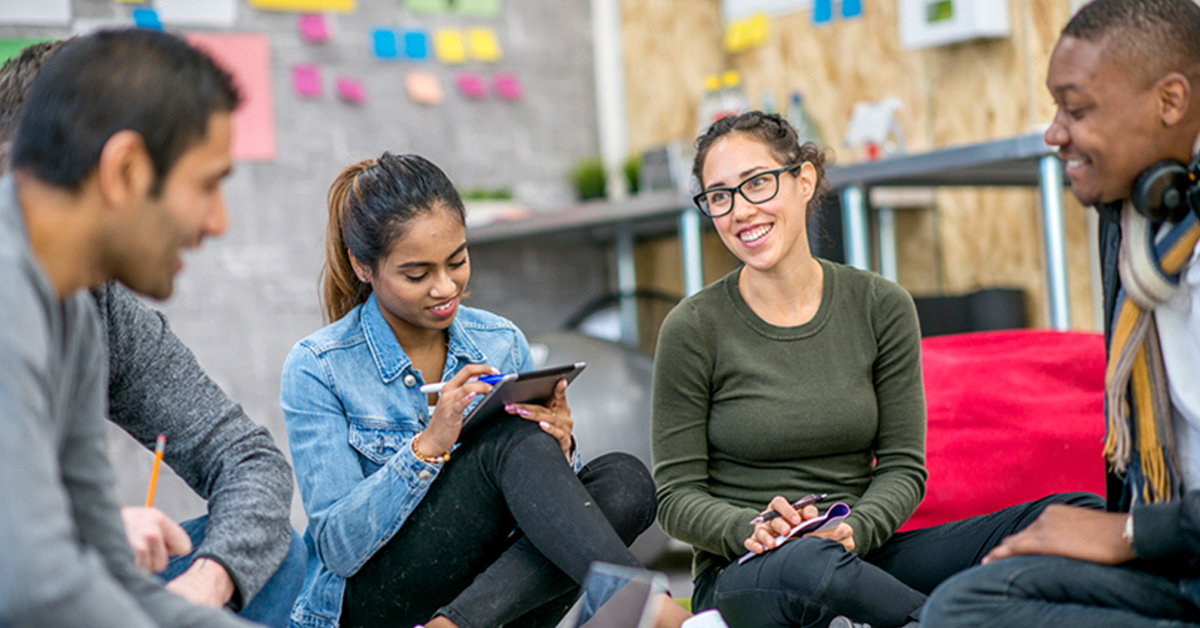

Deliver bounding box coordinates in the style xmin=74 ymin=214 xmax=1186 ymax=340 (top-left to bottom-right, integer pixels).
xmin=786 ymin=91 xmax=824 ymax=146
xmin=760 ymin=89 xmax=777 ymax=114
xmin=696 ymin=74 xmax=722 ymax=135
xmin=718 ymin=70 xmax=749 ymax=119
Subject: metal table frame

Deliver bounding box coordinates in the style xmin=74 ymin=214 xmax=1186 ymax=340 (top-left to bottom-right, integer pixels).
xmin=829 ymin=133 xmax=1071 ymax=330
xmin=470 ymin=133 xmax=1071 ymax=344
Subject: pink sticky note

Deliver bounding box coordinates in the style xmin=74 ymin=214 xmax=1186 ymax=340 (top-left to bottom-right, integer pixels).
xmin=185 ymin=33 xmax=276 ymax=161
xmin=292 ymin=63 xmax=323 ymax=99
xmin=454 ymin=73 xmax=486 ymax=100
xmin=493 ymin=73 xmax=523 ymax=102
xmin=298 ymin=14 xmax=330 ymax=43
xmin=335 ymin=77 xmax=366 ymax=105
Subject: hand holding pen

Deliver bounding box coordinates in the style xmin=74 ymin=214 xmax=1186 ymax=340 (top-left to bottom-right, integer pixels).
xmin=420 ymin=373 xmax=510 ymax=394
xmin=749 ymin=493 xmax=827 ymax=525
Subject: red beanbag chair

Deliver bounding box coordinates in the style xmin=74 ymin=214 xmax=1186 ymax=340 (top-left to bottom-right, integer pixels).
xmin=898 ymin=329 xmax=1107 ymax=532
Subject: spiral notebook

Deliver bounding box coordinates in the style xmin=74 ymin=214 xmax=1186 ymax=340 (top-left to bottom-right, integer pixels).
xmin=737 ymin=502 xmax=851 ymax=565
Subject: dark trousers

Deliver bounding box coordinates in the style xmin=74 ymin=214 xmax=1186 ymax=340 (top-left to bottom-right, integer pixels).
xmin=341 ymin=415 xmax=656 ymax=628
xmin=922 ymin=555 xmax=1200 ymax=627
xmin=692 ymin=492 xmax=1105 ymax=628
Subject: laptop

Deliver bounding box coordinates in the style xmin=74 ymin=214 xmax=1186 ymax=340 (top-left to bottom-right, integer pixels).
xmin=561 ymin=562 xmax=669 ymax=628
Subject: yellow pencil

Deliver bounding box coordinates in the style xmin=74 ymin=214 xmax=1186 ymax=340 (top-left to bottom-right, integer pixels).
xmin=145 ymin=434 xmax=166 ymax=508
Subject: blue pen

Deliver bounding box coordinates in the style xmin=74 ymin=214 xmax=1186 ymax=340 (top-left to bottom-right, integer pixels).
xmin=419 ymin=373 xmax=508 ymax=394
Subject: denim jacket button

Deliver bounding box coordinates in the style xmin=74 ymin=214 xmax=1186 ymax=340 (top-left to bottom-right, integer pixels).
xmin=403 ymin=374 xmax=417 ymax=387
xmin=418 ymin=469 xmax=432 ymax=481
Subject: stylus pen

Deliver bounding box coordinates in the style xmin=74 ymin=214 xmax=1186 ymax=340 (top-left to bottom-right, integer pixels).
xmin=419 ymin=373 xmax=508 ymax=394
xmin=748 ymin=493 xmax=828 ymax=525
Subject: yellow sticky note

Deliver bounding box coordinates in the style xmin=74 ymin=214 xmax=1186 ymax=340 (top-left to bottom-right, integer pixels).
xmin=247 ymin=0 xmax=356 ymax=13
xmin=745 ymin=13 xmax=769 ymax=47
xmin=723 ymin=20 xmax=747 ymax=54
xmin=467 ymin=28 xmax=501 ymax=62
xmin=433 ymin=29 xmax=467 ymax=64
xmin=406 ymin=70 xmax=444 ymax=105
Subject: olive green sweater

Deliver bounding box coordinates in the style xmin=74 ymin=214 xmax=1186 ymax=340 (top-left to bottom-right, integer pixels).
xmin=651 ymin=260 xmax=927 ymax=578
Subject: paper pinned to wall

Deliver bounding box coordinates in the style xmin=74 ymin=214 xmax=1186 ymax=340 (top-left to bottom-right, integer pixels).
xmin=812 ymin=0 xmax=832 ymax=24
xmin=406 ymin=70 xmax=444 ymax=105
xmin=0 ymin=0 xmax=70 ymax=26
xmin=71 ymin=18 xmax=135 ymax=36
xmin=336 ymin=77 xmax=366 ymax=105
xmin=842 ymin=0 xmax=862 ymax=18
xmin=493 ymin=73 xmax=523 ymax=102
xmin=372 ymin=28 xmax=399 ymax=59
xmin=454 ymin=73 xmax=487 ymax=100
xmin=433 ymin=29 xmax=467 ymax=64
xmin=456 ymin=0 xmax=500 ymax=17
xmin=403 ymin=30 xmax=429 ymax=60
xmin=404 ymin=0 xmax=449 ymax=14
xmin=0 ymin=38 xmax=51 ymax=64
xmin=132 ymin=8 xmax=163 ymax=30
xmin=299 ymin=14 xmax=331 ymax=43
xmin=157 ymin=0 xmax=237 ymax=26
xmin=247 ymin=0 xmax=355 ymax=13
xmin=291 ymin=63 xmax=323 ymax=98
xmin=186 ymin=33 xmax=278 ymax=161
xmin=467 ymin=28 xmax=501 ymax=62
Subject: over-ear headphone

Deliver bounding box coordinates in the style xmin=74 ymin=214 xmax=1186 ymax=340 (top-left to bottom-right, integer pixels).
xmin=1130 ymin=156 xmax=1199 ymax=223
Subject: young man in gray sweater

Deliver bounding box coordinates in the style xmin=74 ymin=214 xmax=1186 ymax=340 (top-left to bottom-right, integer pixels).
xmin=0 ymin=40 xmax=303 ymax=627
xmin=0 ymin=29 xmax=286 ymax=628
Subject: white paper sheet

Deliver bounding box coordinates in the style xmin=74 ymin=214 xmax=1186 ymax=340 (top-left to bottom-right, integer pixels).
xmin=156 ymin=0 xmax=237 ymax=27
xmin=0 ymin=0 xmax=71 ymax=26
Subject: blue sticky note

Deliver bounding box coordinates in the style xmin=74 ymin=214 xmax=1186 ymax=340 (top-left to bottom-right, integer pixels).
xmin=813 ymin=0 xmax=832 ymax=25
xmin=372 ymin=28 xmax=398 ymax=59
xmin=842 ymin=0 xmax=862 ymax=19
xmin=132 ymin=8 xmax=163 ymax=30
xmin=403 ymin=30 xmax=428 ymax=60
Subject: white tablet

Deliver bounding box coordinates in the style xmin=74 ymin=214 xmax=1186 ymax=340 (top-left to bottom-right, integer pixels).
xmin=458 ymin=361 xmax=586 ymax=441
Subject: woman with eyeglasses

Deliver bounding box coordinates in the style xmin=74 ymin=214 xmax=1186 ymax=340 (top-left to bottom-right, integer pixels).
xmin=651 ymin=111 xmax=1099 ymax=628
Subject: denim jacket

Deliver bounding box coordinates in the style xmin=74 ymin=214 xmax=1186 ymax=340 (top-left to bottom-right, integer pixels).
xmin=281 ymin=294 xmax=580 ymax=628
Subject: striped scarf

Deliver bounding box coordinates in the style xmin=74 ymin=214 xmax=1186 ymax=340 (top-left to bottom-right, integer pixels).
xmin=1104 ymin=202 xmax=1200 ymax=504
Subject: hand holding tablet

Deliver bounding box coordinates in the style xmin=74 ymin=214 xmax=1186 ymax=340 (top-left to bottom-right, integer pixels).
xmin=455 ymin=362 xmax=586 ymax=442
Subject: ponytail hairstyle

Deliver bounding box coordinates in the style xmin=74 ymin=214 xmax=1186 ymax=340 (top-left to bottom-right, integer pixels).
xmin=692 ymin=110 xmax=829 ymax=218
xmin=321 ymin=152 xmax=467 ymax=322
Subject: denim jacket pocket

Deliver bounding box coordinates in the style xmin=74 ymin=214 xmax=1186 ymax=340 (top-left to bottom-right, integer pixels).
xmin=347 ymin=418 xmax=415 ymax=472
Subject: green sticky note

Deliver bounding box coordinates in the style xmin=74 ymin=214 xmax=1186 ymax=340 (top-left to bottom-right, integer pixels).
xmin=405 ymin=0 xmax=448 ymax=14
xmin=0 ymin=38 xmax=52 ymax=65
xmin=456 ymin=0 xmax=499 ymax=17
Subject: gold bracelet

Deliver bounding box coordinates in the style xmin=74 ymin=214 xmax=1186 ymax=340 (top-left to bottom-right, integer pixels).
xmin=412 ymin=433 xmax=450 ymax=464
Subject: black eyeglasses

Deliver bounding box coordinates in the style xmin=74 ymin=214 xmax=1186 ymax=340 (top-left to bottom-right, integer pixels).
xmin=693 ymin=164 xmax=802 ymax=218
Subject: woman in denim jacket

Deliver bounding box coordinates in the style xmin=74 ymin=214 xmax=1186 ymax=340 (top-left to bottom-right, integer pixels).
xmin=281 ymin=153 xmax=692 ymax=628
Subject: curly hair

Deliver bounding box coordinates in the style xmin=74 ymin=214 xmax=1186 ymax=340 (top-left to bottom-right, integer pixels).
xmin=692 ymin=111 xmax=829 ymax=217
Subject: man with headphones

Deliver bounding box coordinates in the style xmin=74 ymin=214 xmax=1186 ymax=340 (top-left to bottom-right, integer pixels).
xmin=922 ymin=1 xmax=1200 ymax=626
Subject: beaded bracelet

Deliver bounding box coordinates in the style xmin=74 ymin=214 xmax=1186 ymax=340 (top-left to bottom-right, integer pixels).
xmin=412 ymin=432 xmax=451 ymax=464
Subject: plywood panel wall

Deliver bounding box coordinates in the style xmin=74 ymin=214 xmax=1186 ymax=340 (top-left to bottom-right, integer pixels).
xmin=622 ymin=0 xmax=1097 ymax=330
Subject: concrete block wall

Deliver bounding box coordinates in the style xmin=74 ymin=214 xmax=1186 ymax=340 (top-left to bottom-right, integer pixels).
xmin=0 ymin=0 xmax=611 ymax=529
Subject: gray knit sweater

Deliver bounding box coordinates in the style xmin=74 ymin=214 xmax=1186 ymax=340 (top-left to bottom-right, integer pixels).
xmin=0 ymin=175 xmax=257 ymax=627
xmin=93 ymin=281 xmax=294 ymax=608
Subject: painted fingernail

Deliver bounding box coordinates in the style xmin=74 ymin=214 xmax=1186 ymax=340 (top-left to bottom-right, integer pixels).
xmin=539 ymin=421 xmax=550 ymax=429
xmin=517 ymin=408 xmax=531 ymax=417
xmin=466 ymin=392 xmax=476 ymax=401
xmin=505 ymin=403 xmax=516 ymax=412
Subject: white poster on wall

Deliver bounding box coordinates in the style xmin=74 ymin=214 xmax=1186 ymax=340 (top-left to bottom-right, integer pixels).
xmin=156 ymin=0 xmax=238 ymax=27
xmin=0 ymin=0 xmax=71 ymax=26
xmin=721 ymin=0 xmax=811 ymax=23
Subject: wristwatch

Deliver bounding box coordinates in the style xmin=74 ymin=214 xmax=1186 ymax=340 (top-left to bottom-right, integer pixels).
xmin=1122 ymin=513 xmax=1135 ymax=547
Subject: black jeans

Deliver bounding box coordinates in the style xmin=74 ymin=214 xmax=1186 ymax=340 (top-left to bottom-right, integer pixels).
xmin=692 ymin=492 xmax=1105 ymax=628
xmin=341 ymin=415 xmax=656 ymax=628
